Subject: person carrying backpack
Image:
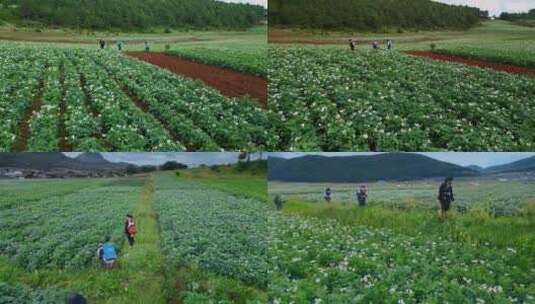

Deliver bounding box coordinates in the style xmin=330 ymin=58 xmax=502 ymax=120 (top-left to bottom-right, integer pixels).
xmin=144 ymin=41 xmax=150 ymax=52
xmin=387 ymin=39 xmax=393 ymax=50
xmin=125 ymin=214 xmax=136 ymax=246
xmin=438 ymin=177 xmax=455 ymax=218
xmin=357 ymin=185 xmax=368 ymax=206
xmin=117 ymin=40 xmax=123 ymax=51
xmin=324 ymin=187 xmax=332 ymax=203
xmin=96 ymin=236 xmax=118 ymax=269
xmin=99 ymin=39 xmax=106 ymax=50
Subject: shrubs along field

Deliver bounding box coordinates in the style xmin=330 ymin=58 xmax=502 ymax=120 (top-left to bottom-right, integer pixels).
xmin=268 ymin=178 xmax=535 ymax=303
xmin=0 ymin=43 xmax=272 ymax=152
xmin=268 ymin=47 xmax=535 ymax=151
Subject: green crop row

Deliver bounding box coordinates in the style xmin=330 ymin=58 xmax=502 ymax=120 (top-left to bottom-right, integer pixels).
xmin=269 ymin=47 xmax=535 ymax=151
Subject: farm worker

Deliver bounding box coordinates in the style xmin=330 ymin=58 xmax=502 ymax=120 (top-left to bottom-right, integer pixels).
xmin=372 ymin=41 xmax=379 ymax=50
xmin=357 ymin=185 xmax=368 ymax=206
xmin=324 ymin=187 xmax=332 ymax=203
xmin=125 ymin=214 xmax=137 ymax=246
xmin=387 ymin=39 xmax=393 ymax=50
xmin=117 ymin=40 xmax=123 ymax=51
xmin=99 ymin=39 xmax=106 ymax=50
xmin=97 ymin=236 xmax=118 ymax=269
xmin=144 ymin=41 xmax=150 ymax=52
xmin=438 ymin=177 xmax=455 ymax=218
xmin=349 ymin=39 xmax=356 ymax=51
xmin=67 ymin=293 xmax=87 ymax=304
xmin=274 ymin=195 xmax=284 ymax=210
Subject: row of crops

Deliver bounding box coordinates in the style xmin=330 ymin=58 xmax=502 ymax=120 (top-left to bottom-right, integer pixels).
xmin=0 ymin=181 xmax=140 ymax=271
xmin=0 ymin=44 xmax=273 ymax=152
xmin=268 ymin=47 xmax=535 ymax=151
xmin=273 ymin=180 xmax=535 ymax=216
xmin=154 ymin=174 xmax=268 ymax=302
xmin=166 ymin=47 xmax=267 ymax=77
xmin=436 ymin=41 xmax=535 ymax=69
xmin=268 ymin=212 xmax=534 ymax=303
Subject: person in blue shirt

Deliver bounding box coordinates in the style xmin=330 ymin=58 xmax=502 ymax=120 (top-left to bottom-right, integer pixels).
xmin=97 ymin=236 xmax=118 ymax=269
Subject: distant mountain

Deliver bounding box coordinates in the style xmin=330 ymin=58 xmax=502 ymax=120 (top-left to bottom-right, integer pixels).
xmin=467 ymin=165 xmax=484 ymax=172
xmin=485 ymin=156 xmax=535 ymax=173
xmin=268 ymin=153 xmax=478 ymax=182
xmin=0 ymin=153 xmax=127 ymax=171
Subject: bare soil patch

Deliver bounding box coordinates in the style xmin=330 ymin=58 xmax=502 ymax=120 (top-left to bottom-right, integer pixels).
xmin=13 ymin=78 xmax=44 ymax=152
xmin=406 ymin=51 xmax=535 ymax=76
xmin=127 ymin=52 xmax=267 ymax=107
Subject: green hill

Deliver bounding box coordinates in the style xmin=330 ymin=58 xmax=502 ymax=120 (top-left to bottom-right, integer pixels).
xmin=269 ymin=0 xmax=483 ymax=31
xmin=268 ymin=153 xmax=478 ymax=182
xmin=0 ymin=0 xmax=265 ymax=30
xmin=485 ymin=156 xmax=535 ymax=173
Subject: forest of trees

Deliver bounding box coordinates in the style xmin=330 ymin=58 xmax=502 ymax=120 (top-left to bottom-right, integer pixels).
xmin=501 ymin=9 xmax=535 ymax=21
xmin=269 ymin=0 xmax=483 ymax=31
xmin=0 ymin=0 xmax=265 ymax=30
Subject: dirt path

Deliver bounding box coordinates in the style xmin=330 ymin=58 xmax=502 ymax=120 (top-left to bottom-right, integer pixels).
xmin=103 ymin=175 xmax=168 ymax=304
xmin=58 ymin=62 xmax=72 ymax=151
xmin=126 ymin=52 xmax=267 ymax=107
xmin=406 ymin=51 xmax=535 ymax=76
xmin=13 ymin=78 xmax=45 ymax=152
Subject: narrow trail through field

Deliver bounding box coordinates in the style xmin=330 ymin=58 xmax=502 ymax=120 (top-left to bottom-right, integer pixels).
xmin=126 ymin=52 xmax=267 ymax=107
xmin=13 ymin=77 xmax=45 ymax=152
xmin=58 ymin=61 xmax=72 ymax=151
xmin=406 ymin=51 xmax=535 ymax=76
xmin=105 ymin=175 xmax=168 ymax=304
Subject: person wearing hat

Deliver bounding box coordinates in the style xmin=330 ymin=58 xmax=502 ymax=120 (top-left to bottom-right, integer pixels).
xmin=438 ymin=177 xmax=455 ymax=218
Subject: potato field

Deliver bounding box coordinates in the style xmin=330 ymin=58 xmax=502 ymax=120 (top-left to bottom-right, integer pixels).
xmin=0 ymin=43 xmax=273 ymax=152
xmin=268 ymin=47 xmax=535 ymax=151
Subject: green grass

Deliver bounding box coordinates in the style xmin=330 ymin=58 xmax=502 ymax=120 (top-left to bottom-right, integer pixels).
xmin=179 ymin=163 xmax=267 ymax=202
xmin=278 ymin=196 xmax=535 ymax=255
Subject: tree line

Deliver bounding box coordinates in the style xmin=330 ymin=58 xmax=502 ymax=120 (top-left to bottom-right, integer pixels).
xmin=269 ymin=0 xmax=483 ymax=31
xmin=500 ymin=9 xmax=535 ymax=21
xmin=0 ymin=0 xmax=265 ymax=30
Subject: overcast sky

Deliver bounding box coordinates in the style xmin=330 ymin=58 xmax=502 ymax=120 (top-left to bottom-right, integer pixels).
xmin=268 ymin=152 xmax=535 ymax=168
xmin=66 ymin=153 xmax=263 ymax=167
xmin=434 ymin=0 xmax=534 ymax=16
xmin=220 ymin=0 xmax=266 ymax=7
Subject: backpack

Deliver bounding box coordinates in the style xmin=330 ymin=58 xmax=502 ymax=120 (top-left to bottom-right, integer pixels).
xmin=102 ymin=243 xmax=117 ymax=261
xmin=127 ymin=223 xmax=137 ymax=236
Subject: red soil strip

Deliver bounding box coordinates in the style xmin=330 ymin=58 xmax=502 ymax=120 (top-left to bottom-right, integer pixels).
xmin=406 ymin=51 xmax=535 ymax=76
xmin=127 ymin=52 xmax=267 ymax=107
xmin=13 ymin=78 xmax=45 ymax=152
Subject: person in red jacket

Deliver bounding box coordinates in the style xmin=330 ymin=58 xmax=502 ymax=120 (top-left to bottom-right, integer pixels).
xmin=125 ymin=214 xmax=137 ymax=246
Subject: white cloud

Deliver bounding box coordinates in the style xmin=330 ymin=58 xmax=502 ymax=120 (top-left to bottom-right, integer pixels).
xmin=433 ymin=0 xmax=534 ymax=16
xmin=219 ymin=0 xmax=267 ymax=8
